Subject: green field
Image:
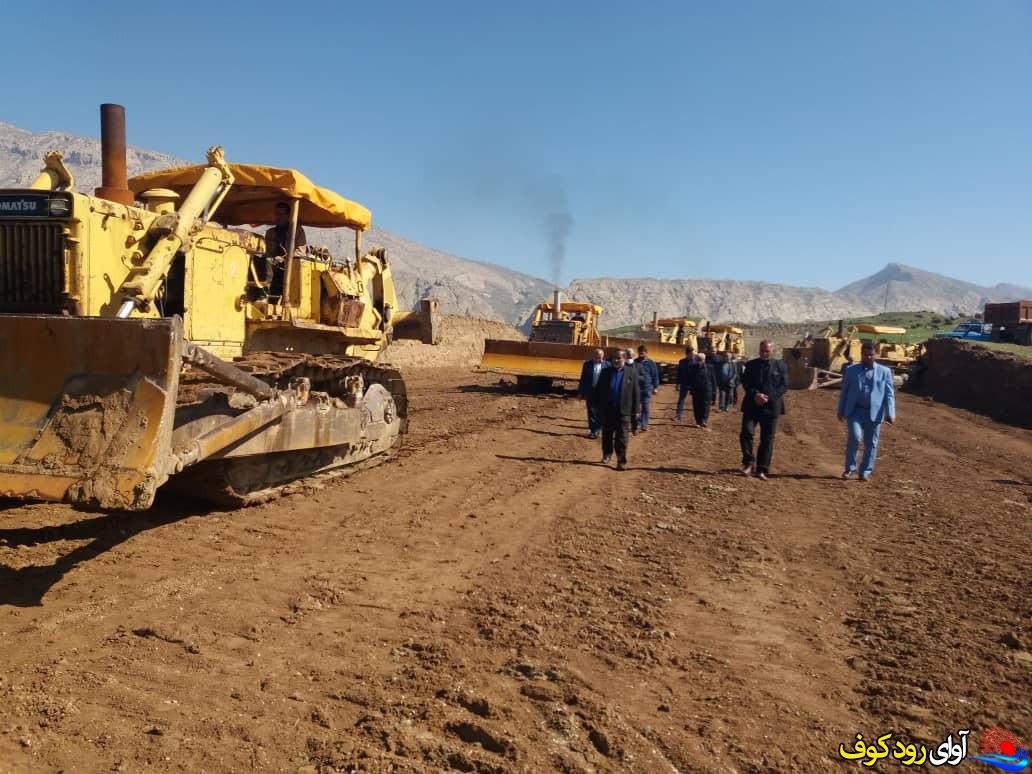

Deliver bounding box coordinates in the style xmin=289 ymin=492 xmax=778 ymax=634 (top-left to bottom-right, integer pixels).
xmin=839 ymin=311 xmax=974 ymax=343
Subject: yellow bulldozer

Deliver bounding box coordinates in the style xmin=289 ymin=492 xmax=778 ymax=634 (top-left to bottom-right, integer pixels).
xmin=476 ymin=293 xmax=606 ymax=389
xmin=604 ymin=316 xmax=701 ymax=382
xmin=0 ymin=104 xmax=440 ymax=510
xmin=783 ymin=322 xmax=923 ymax=389
xmin=698 ymin=323 xmax=745 ymax=355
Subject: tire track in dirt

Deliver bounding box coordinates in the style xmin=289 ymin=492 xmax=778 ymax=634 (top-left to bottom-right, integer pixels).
xmin=0 ymin=372 xmax=1028 ymax=772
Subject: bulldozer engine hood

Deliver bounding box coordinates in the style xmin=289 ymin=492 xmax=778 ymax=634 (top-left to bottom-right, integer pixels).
xmin=129 ymin=163 xmax=371 ymax=230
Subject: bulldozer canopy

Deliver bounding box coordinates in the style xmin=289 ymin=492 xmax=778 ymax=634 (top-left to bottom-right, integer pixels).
xmin=129 ymin=164 xmax=371 ymax=230
xmin=705 ymin=324 xmax=743 ymax=334
xmin=538 ymin=302 xmax=602 ymax=315
xmin=853 ymin=324 xmax=906 ymax=335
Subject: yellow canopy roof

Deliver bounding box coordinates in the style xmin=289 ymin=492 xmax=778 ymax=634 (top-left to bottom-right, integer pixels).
xmin=854 ymin=324 xmax=906 ymax=335
xmin=128 ymin=163 xmax=371 ymax=230
xmin=538 ymin=302 xmax=602 ymax=314
xmin=656 ymin=318 xmax=697 ymax=328
xmin=705 ymin=324 xmax=744 ymax=334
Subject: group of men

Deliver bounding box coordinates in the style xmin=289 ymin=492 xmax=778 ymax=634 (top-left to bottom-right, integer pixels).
xmin=577 ymin=339 xmax=897 ymax=481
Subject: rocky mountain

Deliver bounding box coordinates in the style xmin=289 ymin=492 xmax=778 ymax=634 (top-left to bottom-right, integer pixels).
xmin=569 ymin=278 xmax=876 ymax=328
xmin=2 ymin=119 xmax=1029 ymax=326
xmin=0 ymin=120 xmax=181 ymax=191
xmin=835 ymin=263 xmax=1031 ymax=319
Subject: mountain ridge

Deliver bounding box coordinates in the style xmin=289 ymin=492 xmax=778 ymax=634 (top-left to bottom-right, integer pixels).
xmin=2 ymin=119 xmax=1029 ymax=326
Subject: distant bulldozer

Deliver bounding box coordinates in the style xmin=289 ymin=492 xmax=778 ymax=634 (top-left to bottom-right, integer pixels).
xmin=476 ymin=292 xmax=607 ymax=390
xmin=698 ymin=323 xmax=745 ymax=356
xmin=605 ymin=315 xmax=701 ymax=382
xmin=783 ymin=322 xmax=924 ymax=389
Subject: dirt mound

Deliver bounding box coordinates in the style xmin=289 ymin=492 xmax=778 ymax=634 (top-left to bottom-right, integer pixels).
xmin=382 ymin=315 xmax=523 ymax=369
xmin=914 ymin=338 xmax=1032 ymax=427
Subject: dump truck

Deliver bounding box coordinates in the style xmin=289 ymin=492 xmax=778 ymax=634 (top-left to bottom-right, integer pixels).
xmin=783 ymin=322 xmax=922 ymax=389
xmin=476 ymin=293 xmax=611 ymax=389
xmin=984 ymin=300 xmax=1032 ymax=345
xmin=0 ymin=104 xmax=440 ymax=510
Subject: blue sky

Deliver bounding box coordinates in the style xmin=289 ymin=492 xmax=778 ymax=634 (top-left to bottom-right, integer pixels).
xmin=2 ymin=1 xmax=1029 ymax=290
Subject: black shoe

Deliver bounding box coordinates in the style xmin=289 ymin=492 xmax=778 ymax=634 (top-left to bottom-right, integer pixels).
xmin=859 ymin=474 xmax=869 ymax=482
xmin=841 ymin=471 xmax=853 ymax=480
xmin=589 ymin=432 xmax=598 ymax=439
xmin=741 ymin=465 xmax=753 ymax=476
xmin=616 ymin=462 xmax=626 ymax=471
xmin=602 ymin=455 xmax=612 ymax=464
xmin=757 ymin=471 xmax=769 ymax=481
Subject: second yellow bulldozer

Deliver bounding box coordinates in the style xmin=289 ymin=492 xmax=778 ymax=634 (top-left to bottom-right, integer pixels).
xmin=0 ymin=104 xmax=440 ymax=510
xmin=783 ymin=322 xmax=923 ymax=389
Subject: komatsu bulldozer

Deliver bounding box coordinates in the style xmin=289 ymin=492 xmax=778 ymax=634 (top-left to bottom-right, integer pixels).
xmin=0 ymin=104 xmax=440 ymax=510
xmin=604 ymin=316 xmax=701 ymax=383
xmin=783 ymin=322 xmax=922 ymax=389
xmin=476 ymin=293 xmax=605 ymax=389
xmin=698 ymin=323 xmax=745 ymax=355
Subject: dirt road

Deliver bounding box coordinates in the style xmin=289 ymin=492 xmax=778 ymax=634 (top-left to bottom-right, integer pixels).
xmin=1 ymin=369 xmax=1029 ymax=773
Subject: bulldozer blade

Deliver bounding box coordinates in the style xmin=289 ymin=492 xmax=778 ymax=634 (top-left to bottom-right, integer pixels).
xmin=477 ymin=340 xmax=597 ymax=381
xmin=0 ymin=315 xmax=183 ymax=510
xmin=605 ymin=336 xmax=689 ymax=366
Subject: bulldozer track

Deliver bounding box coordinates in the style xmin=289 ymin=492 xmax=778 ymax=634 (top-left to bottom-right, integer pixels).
xmin=173 ymin=353 xmax=408 ymax=506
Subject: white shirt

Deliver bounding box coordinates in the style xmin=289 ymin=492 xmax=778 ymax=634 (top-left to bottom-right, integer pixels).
xmin=592 ymin=361 xmax=603 ymax=386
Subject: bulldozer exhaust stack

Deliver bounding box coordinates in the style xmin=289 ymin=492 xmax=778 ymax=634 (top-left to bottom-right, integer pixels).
xmin=95 ymin=103 xmax=134 ymax=206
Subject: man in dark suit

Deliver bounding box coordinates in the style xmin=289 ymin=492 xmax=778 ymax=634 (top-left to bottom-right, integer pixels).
xmin=739 ymin=340 xmax=789 ymax=480
xmin=674 ymin=345 xmax=695 ymax=422
xmin=687 ymin=353 xmax=717 ymax=428
xmin=578 ymin=348 xmax=610 ymax=439
xmin=593 ymin=350 xmax=640 ymax=470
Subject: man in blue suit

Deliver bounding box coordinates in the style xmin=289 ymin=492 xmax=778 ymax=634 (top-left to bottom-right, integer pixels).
xmin=837 ymin=341 xmax=896 ymax=481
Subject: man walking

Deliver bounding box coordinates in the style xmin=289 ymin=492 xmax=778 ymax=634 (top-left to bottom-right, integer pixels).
xmin=740 ymin=340 xmax=788 ymax=480
xmin=732 ymin=353 xmax=745 ymax=407
xmin=838 ymin=341 xmax=895 ymax=481
xmin=687 ymin=353 xmax=717 ymax=428
xmin=578 ymin=348 xmax=610 ymax=439
xmin=716 ymin=351 xmax=737 ymax=412
xmin=634 ymin=345 xmax=660 ymax=432
xmin=623 ymin=349 xmax=642 ymax=433
xmin=674 ymin=345 xmax=694 ymax=422
xmin=593 ymin=350 xmax=640 ymax=470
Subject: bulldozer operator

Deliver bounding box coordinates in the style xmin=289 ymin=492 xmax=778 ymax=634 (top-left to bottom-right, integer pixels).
xmin=261 ymin=201 xmax=307 ymax=297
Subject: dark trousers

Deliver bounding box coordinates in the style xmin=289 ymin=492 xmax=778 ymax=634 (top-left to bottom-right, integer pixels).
xmin=740 ymin=409 xmax=779 ymax=473
xmin=676 ymin=387 xmax=689 ymax=419
xmin=601 ymin=411 xmax=631 ymax=463
xmin=637 ymin=390 xmax=651 ymax=430
xmin=718 ymin=386 xmax=733 ymax=411
xmin=692 ymin=393 xmax=712 ymax=425
xmin=584 ymin=398 xmax=602 ymax=435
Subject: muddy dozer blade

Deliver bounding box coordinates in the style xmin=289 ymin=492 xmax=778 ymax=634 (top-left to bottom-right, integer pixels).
xmin=785 ymin=358 xmax=819 ymax=390
xmin=0 ymin=315 xmax=182 ymax=510
xmin=477 ymin=339 xmax=596 ymax=381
